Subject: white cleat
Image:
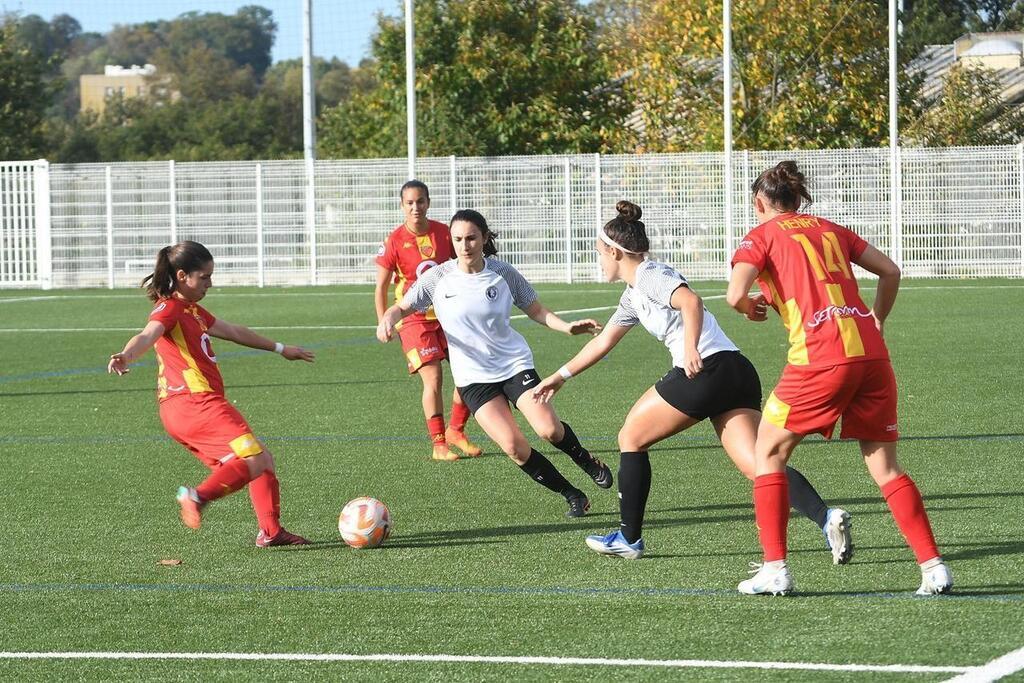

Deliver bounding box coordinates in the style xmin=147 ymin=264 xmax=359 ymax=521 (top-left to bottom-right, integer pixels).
xmin=916 ymin=561 xmax=953 ymax=595
xmin=824 ymin=508 xmax=853 ymax=565
xmin=738 ymin=561 xmax=794 ymax=596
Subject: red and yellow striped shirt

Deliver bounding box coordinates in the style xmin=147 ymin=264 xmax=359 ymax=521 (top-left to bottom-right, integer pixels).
xmin=375 ymin=220 xmax=454 ymax=326
xmin=149 ymin=297 xmax=224 ymax=401
xmin=732 ymin=213 xmax=889 ymax=367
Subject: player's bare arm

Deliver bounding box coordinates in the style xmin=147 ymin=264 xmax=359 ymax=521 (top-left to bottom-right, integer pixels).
xmin=854 ymin=244 xmax=901 ymax=335
xmin=725 ymin=263 xmax=770 ymax=321
xmin=374 ymin=264 xmax=395 ymax=322
xmin=108 ymin=320 xmax=167 ymax=375
xmin=377 ymin=302 xmax=415 ymax=343
xmin=671 ymin=285 xmax=705 ymax=378
xmin=521 ymin=300 xmax=602 ymax=336
xmin=208 ymin=319 xmax=315 ymax=362
xmin=532 ymin=324 xmax=630 ymax=403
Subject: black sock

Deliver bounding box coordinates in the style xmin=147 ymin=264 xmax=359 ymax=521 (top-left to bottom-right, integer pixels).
xmin=519 ymin=449 xmax=579 ymax=498
xmin=618 ymin=451 xmax=651 ymax=543
xmin=552 ymin=421 xmax=592 ymax=467
xmin=786 ymin=466 xmax=829 ymax=528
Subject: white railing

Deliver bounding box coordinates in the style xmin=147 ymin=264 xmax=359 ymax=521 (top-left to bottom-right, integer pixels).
xmin=3 ymin=145 xmax=1023 ymax=289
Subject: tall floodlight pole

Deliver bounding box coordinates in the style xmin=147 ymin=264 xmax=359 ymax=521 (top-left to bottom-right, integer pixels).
xmin=889 ymin=0 xmax=901 ymax=267
xmin=405 ymin=0 xmax=417 ymax=179
xmin=723 ymin=0 xmax=734 ymax=279
xmin=302 ymin=0 xmax=318 ymax=284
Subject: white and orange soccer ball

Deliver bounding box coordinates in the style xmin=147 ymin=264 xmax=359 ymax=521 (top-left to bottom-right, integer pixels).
xmin=338 ymin=497 xmax=392 ymax=549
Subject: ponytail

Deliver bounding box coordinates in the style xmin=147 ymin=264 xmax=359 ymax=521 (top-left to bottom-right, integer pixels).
xmin=751 ymin=160 xmax=813 ymax=212
xmin=141 ymin=241 xmax=214 ymax=302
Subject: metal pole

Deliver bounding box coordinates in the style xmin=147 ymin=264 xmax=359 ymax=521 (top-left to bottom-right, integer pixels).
xmin=564 ymin=157 xmax=573 ymax=283
xmin=105 ymin=165 xmax=114 ymax=289
xmin=723 ymin=0 xmax=734 ymax=279
xmin=33 ymin=160 xmax=52 ymax=290
xmin=256 ymin=162 xmax=265 ymax=288
xmin=889 ymin=0 xmax=901 ymax=267
xmin=302 ymin=0 xmax=318 ymax=284
xmin=168 ymin=160 xmax=177 ymax=244
xmin=1018 ymin=143 xmax=1024 ymax=277
xmin=449 ymin=154 xmax=458 ymax=213
xmin=594 ymin=153 xmax=602 ymax=281
xmin=405 ymin=0 xmax=417 ymax=179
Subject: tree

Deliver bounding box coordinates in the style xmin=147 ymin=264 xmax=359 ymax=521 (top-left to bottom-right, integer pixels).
xmin=318 ymin=0 xmax=632 ymax=158
xmin=903 ymin=64 xmax=1024 ymax=145
xmin=0 ymin=18 xmax=59 ymax=159
xmin=616 ymin=0 xmax=911 ymax=152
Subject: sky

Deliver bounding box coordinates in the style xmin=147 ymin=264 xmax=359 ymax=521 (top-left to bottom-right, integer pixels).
xmin=0 ymin=0 xmax=401 ymax=65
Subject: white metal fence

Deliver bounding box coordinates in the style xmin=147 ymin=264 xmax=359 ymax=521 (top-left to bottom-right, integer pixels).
xmin=3 ymin=145 xmax=1023 ymax=289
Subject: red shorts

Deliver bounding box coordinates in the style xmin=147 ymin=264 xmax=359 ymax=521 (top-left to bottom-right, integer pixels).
xmin=762 ymin=359 xmax=899 ymax=441
xmin=397 ymin=321 xmax=448 ymax=373
xmin=159 ymin=393 xmax=264 ymax=468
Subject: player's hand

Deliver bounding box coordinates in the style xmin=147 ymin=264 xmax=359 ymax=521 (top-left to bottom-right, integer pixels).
xmin=108 ymin=353 xmax=130 ymax=376
xmin=745 ymin=294 xmax=769 ymax=322
xmin=376 ymin=317 xmax=395 ymax=343
xmin=682 ymin=348 xmax=703 ymax=379
xmin=871 ymin=310 xmax=885 ymax=337
xmin=532 ymin=375 xmax=564 ymax=403
xmin=567 ymin=318 xmax=602 ymax=336
xmin=283 ymin=345 xmax=315 ymax=362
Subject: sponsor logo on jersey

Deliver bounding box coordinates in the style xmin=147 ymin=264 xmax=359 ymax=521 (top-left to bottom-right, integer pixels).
xmin=805 ymin=304 xmax=872 ymax=329
xmin=420 ymin=345 xmax=440 ymax=356
xmin=485 ymin=285 xmax=498 ymax=301
xmin=377 ymin=243 xmax=386 ymax=256
xmin=737 ymin=239 xmax=754 ymax=250
xmin=886 ymin=423 xmax=898 ymax=432
xmin=402 ymin=242 xmax=414 ymax=248
xmin=151 ymin=301 xmax=168 ymax=316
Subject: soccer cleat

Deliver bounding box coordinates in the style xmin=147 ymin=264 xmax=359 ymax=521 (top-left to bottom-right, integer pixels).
xmin=176 ymin=486 xmax=203 ymax=530
xmin=431 ymin=443 xmax=460 ymax=462
xmin=565 ymin=492 xmax=591 ymax=518
xmin=916 ymin=561 xmax=953 ymax=595
xmin=582 ymin=456 xmax=613 ymax=489
xmin=445 ymin=428 xmax=482 ymax=457
xmin=585 ymin=529 xmax=644 ymax=559
xmin=738 ymin=561 xmax=794 ymax=596
xmin=256 ymin=528 xmax=310 ymax=548
xmin=823 ymin=508 xmax=854 ymax=565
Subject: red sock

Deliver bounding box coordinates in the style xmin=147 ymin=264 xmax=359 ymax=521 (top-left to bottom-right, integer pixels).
xmin=881 ymin=474 xmax=940 ymax=563
xmin=195 ymin=457 xmax=252 ymax=502
xmin=248 ymin=470 xmax=282 ymax=537
xmin=754 ymin=472 xmax=790 ymax=562
xmin=449 ymin=401 xmax=470 ymax=433
xmin=427 ymin=414 xmax=445 ymax=445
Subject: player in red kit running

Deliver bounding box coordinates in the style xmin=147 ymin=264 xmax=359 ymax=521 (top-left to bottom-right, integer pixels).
xmin=375 ymin=180 xmax=482 ymax=461
xmin=108 ymin=241 xmax=315 ymax=547
xmin=727 ymin=161 xmax=951 ymax=595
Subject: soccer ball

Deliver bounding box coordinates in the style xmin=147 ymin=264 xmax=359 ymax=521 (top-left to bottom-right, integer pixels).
xmin=338 ymin=497 xmax=392 ymax=549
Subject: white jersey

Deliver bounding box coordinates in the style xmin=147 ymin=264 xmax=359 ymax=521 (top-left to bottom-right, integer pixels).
xmin=608 ymin=259 xmax=738 ymax=368
xmin=402 ymin=258 xmax=538 ymax=386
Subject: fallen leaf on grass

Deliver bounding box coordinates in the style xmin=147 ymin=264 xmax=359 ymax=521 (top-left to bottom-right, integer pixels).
xmin=157 ymin=559 xmax=182 ymax=566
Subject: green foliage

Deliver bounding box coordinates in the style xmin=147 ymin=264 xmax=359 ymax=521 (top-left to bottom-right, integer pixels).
xmin=318 ymin=0 xmax=632 ymax=158
xmin=904 ymin=64 xmax=1024 ymax=145
xmin=0 ymin=19 xmax=61 ymax=159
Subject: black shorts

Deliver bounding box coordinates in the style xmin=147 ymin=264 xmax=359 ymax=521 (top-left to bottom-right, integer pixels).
xmin=654 ymin=351 xmax=762 ymax=421
xmin=457 ymin=369 xmax=540 ymax=415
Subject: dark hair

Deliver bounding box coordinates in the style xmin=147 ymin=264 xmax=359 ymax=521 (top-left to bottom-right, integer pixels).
xmin=450 ymin=209 xmax=499 ymax=257
xmin=602 ymin=200 xmax=650 ymax=253
xmin=400 ymin=179 xmax=430 ymax=199
xmin=142 ymin=240 xmax=214 ymax=302
xmin=752 ymin=160 xmax=812 ymax=211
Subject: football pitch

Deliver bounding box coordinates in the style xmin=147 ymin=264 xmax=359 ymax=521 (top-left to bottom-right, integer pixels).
xmin=1 ymin=280 xmax=1022 ymax=681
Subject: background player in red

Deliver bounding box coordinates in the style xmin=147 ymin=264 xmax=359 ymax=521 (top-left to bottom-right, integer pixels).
xmin=727 ymin=161 xmax=951 ymax=595
xmin=108 ymin=240 xmax=315 ymax=547
xmin=375 ymin=180 xmax=481 ymax=462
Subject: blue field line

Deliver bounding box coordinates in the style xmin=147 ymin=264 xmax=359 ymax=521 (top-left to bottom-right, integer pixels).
xmin=0 ymin=580 xmax=1018 ymax=603
xmin=0 ymin=337 xmax=375 ymax=385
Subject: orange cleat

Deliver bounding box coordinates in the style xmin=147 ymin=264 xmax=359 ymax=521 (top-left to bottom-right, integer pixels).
xmin=432 ymin=443 xmax=460 ymax=462
xmin=445 ymin=428 xmax=482 ymax=457
xmin=256 ymin=528 xmax=310 ymax=548
xmin=176 ymin=486 xmax=204 ymax=530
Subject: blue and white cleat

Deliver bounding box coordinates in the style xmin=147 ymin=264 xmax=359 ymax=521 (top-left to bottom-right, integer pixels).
xmin=916 ymin=560 xmax=953 ymax=595
xmin=585 ymin=529 xmax=644 ymax=559
xmin=823 ymin=508 xmax=853 ymax=565
xmin=738 ymin=561 xmax=794 ymax=596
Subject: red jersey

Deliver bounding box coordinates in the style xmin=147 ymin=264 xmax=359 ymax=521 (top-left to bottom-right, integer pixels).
xmin=732 ymin=212 xmax=889 ymax=367
xmin=149 ymin=297 xmax=224 ymax=401
xmin=375 ymin=219 xmax=454 ymax=325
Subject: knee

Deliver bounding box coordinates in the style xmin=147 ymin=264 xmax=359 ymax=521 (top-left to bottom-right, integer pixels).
xmin=617 ymin=425 xmax=648 ymax=453
xmin=502 ymin=437 xmax=532 ymax=465
xmin=536 ymin=423 xmax=561 ymax=443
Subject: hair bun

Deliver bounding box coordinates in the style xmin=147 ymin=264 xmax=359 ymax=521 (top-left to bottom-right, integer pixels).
xmin=615 ymin=200 xmax=642 ymax=222
xmin=776 ymin=160 xmax=804 ymax=185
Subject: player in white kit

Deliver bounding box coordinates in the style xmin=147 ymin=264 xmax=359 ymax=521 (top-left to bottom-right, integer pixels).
xmin=532 ymin=201 xmax=852 ymax=561
xmin=377 ymin=209 xmax=613 ymax=518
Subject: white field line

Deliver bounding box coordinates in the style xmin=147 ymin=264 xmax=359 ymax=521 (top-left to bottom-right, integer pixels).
xmin=1 ymin=282 xmax=1021 ymax=305
xmin=0 ymin=651 xmax=975 ymax=674
xmin=942 ymin=645 xmax=1024 ymax=682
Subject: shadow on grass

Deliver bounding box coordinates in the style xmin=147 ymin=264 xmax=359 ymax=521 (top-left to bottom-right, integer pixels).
xmin=0 ymin=378 xmax=406 ymax=398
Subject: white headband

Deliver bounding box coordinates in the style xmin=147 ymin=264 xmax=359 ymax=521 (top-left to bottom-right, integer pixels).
xmin=598 ymin=227 xmax=642 ymax=254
